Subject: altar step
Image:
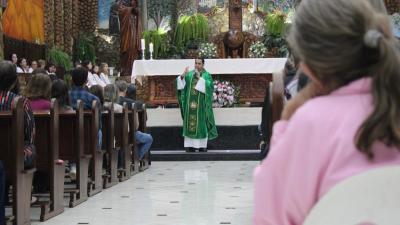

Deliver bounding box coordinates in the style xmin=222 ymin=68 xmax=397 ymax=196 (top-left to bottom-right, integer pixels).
xmin=148 ymin=125 xmax=261 ymax=150
xmin=151 ymin=150 xmax=261 ymax=161
xmin=147 ymin=107 xmax=262 ymax=161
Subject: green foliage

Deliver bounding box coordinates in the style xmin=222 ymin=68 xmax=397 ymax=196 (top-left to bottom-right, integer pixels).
xmin=174 ymin=14 xmax=209 ymax=50
xmin=262 ymin=33 xmax=288 ymax=57
xmin=148 ymin=0 xmax=174 ymax=29
xmin=47 ymin=47 xmax=73 ymax=70
xmin=143 ymin=29 xmax=168 ymax=59
xmin=73 ymin=34 xmax=96 ymax=63
xmin=265 ymin=10 xmax=287 ymax=36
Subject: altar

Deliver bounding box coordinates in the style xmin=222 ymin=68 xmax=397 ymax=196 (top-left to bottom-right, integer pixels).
xmin=131 ymin=58 xmax=286 ymax=105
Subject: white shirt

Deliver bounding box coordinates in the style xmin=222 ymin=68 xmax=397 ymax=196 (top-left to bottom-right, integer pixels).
xmin=17 ymin=67 xmax=33 ymax=73
xmin=99 ymin=73 xmax=111 ymax=85
xmin=87 ymin=72 xmax=107 ymax=88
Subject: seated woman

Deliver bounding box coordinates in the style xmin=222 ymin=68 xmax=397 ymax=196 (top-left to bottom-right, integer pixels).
xmin=23 ymin=73 xmax=52 ymax=111
xmin=253 ymin=0 xmax=400 ymax=225
xmin=51 ymin=79 xmax=72 ymax=110
xmin=99 ymin=63 xmax=112 ymax=86
xmin=0 ymin=61 xmax=36 ymax=204
xmin=16 ymin=58 xmax=33 ymax=73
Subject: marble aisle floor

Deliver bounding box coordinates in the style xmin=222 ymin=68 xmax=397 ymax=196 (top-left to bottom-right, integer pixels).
xmin=32 ymin=161 xmax=259 ymax=225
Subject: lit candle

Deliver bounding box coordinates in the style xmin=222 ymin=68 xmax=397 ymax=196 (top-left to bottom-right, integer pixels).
xmin=141 ymin=39 xmax=146 ymax=50
xmin=149 ymin=43 xmax=154 ymax=53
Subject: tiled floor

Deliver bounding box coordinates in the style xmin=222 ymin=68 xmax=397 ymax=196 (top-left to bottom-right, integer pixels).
xmin=32 ymin=161 xmax=258 ymax=225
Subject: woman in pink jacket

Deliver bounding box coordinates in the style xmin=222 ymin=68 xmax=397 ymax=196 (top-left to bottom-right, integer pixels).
xmin=253 ymin=0 xmax=400 ymax=224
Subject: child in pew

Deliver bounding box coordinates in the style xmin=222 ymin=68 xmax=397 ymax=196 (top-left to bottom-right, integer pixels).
xmin=0 ymin=61 xmax=36 ymax=205
xmin=115 ymin=81 xmax=153 ymax=167
xmin=23 ymin=73 xmax=52 ymax=111
xmin=253 ymin=0 xmax=400 ymax=224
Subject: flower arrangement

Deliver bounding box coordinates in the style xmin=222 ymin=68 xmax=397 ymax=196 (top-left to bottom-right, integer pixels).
xmin=213 ymin=80 xmax=238 ymax=108
xmin=392 ymin=13 xmax=400 ymax=38
xmin=391 ymin=13 xmax=400 ymax=26
xmin=249 ymin=41 xmax=268 ymax=58
xmin=198 ymin=42 xmax=218 ymax=58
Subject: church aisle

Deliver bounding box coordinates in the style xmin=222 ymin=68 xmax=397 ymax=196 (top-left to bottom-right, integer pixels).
xmin=33 ymin=161 xmax=258 ymax=225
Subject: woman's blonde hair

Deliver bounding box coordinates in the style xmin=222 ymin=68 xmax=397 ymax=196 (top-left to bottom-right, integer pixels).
xmin=288 ymin=0 xmax=400 ymax=159
xmin=23 ymin=73 xmax=52 ymax=100
xmin=99 ymin=63 xmax=109 ymax=75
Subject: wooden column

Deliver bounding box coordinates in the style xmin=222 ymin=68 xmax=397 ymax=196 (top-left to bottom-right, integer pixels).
xmin=229 ymin=0 xmax=242 ymax=30
xmin=44 ymin=0 xmax=55 ymax=47
xmin=54 ymin=0 xmax=65 ymax=49
xmin=64 ymin=0 xmax=74 ymax=55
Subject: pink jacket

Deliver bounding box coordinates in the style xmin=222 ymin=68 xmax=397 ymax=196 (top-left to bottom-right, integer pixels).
xmin=253 ymin=78 xmax=400 ymax=225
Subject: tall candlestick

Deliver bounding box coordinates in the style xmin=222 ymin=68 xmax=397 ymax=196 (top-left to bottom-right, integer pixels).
xmin=149 ymin=43 xmax=154 ymax=53
xmin=141 ymin=39 xmax=146 ymax=50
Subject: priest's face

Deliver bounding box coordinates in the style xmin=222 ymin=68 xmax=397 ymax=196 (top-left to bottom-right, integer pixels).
xmin=195 ymin=59 xmax=204 ymax=72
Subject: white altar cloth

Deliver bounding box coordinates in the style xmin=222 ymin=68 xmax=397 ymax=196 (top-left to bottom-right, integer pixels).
xmin=131 ymin=58 xmax=287 ymax=83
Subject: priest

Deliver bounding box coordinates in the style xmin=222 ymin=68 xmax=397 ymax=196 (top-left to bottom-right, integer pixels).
xmin=176 ymin=58 xmax=218 ymax=152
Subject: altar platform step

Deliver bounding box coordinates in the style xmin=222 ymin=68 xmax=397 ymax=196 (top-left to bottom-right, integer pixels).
xmin=147 ymin=107 xmax=263 ymax=160
xmin=151 ymin=150 xmax=261 ymax=161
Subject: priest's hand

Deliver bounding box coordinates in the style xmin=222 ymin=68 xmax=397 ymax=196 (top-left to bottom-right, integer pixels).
xmin=181 ymin=67 xmax=189 ymax=79
xmin=281 ymin=82 xmax=322 ymax=120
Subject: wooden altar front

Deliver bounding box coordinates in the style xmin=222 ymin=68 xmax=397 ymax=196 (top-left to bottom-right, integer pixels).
xmin=131 ymin=58 xmax=286 ymax=105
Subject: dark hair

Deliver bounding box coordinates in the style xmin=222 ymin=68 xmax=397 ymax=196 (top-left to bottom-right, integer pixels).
xmin=115 ymin=80 xmax=128 ymax=92
xmin=23 ymin=73 xmax=52 ymax=100
xmin=45 ymin=62 xmax=55 ymax=72
xmin=18 ymin=58 xmax=28 ymax=68
xmin=51 ymin=79 xmax=70 ymax=108
xmin=82 ymin=60 xmax=92 ymax=69
xmin=89 ymin=85 xmax=104 ymax=104
xmin=71 ymin=67 xmax=88 ymax=86
xmin=0 ymin=61 xmax=18 ymax=92
xmin=126 ymin=84 xmax=137 ymax=100
xmin=195 ymin=57 xmax=205 ymax=64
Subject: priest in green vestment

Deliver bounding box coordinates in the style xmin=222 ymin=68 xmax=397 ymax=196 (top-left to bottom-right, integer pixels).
xmin=176 ymin=58 xmax=218 ymax=152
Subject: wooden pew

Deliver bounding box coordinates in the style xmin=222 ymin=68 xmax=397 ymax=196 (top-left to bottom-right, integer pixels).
xmin=0 ymin=97 xmax=36 ymax=225
xmin=83 ymin=101 xmax=103 ymax=197
xmin=59 ymin=100 xmax=91 ymax=207
xmin=102 ymin=105 xmax=119 ymax=189
xmin=115 ymin=103 xmax=131 ymax=181
xmin=32 ymin=99 xmax=65 ymax=221
xmin=137 ymin=104 xmax=151 ymax=170
xmin=128 ymin=104 xmax=139 ymax=175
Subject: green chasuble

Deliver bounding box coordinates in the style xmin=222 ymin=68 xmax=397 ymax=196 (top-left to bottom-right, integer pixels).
xmin=177 ymin=70 xmax=218 ymax=140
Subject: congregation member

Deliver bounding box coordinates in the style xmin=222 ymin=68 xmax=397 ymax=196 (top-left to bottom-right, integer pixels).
xmin=176 ymin=58 xmax=218 ymax=152
xmin=104 ymin=84 xmax=123 ymax=113
xmin=23 ymin=73 xmax=52 ymax=111
xmin=11 ymin=53 xmax=18 ymax=65
xmin=0 ymin=61 xmax=36 ymax=168
xmin=89 ymin=85 xmax=105 ymax=106
xmin=45 ymin=62 xmax=57 ymax=81
xmin=69 ymin=67 xmax=101 ymax=109
xmin=31 ymin=60 xmax=38 ymax=71
xmin=51 ymin=79 xmax=72 ymax=110
xmin=99 ymin=63 xmax=112 ymax=85
xmin=17 ymin=58 xmax=33 ymax=73
xmin=116 ymin=80 xmax=135 ymax=108
xmin=38 ymin=59 xmax=46 ymax=70
xmin=253 ymin=0 xmax=400 ymax=225
xmin=115 ymin=80 xmax=153 ymax=163
xmin=84 ymin=60 xmax=103 ymax=88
